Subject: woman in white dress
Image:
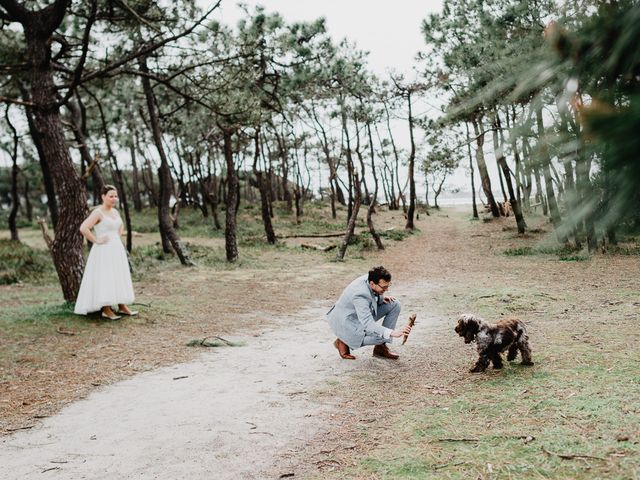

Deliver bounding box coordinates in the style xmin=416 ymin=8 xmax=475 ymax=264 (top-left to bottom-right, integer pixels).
xmin=74 ymin=185 xmax=137 ymax=320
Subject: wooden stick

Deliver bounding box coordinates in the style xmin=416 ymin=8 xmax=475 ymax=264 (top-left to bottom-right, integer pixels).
xmin=301 ymin=243 xmax=336 ymax=252
xmin=402 ymin=313 xmax=417 ymax=345
xmin=36 ymin=217 xmax=54 ymax=250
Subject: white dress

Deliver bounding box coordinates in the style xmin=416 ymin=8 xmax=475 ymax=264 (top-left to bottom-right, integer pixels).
xmin=74 ymin=210 xmax=135 ymax=314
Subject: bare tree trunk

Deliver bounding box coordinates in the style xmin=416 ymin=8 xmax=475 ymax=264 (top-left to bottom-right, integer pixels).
xmin=274 ymin=126 xmax=292 ymax=212
xmin=493 ymin=112 xmax=526 ymax=233
xmin=536 ymin=107 xmax=564 ymax=242
xmin=558 ymin=111 xmax=581 ymax=247
xmin=254 ymin=130 xmax=276 ymax=244
xmin=340 ymin=98 xmax=355 ymax=222
xmin=383 ymin=101 xmax=405 ymax=211
xmin=405 ymin=90 xmax=417 ymax=230
xmin=3 ymin=105 xmax=20 ymax=241
xmin=24 ymin=177 xmax=33 ymax=222
xmin=206 ymin=146 xmax=222 ymax=230
xmin=20 ymin=86 xmax=59 ymax=229
xmin=129 ymin=124 xmax=143 ymax=212
xmin=521 ymin=137 xmax=534 ymax=213
xmin=375 ymin=124 xmax=396 ymax=209
xmin=222 ymin=128 xmax=239 ymax=262
xmin=139 ymin=55 xmax=193 ymax=265
xmin=464 ymin=122 xmax=479 ymax=218
xmin=471 ymin=116 xmax=500 ymax=217
xmin=366 ymin=121 xmax=384 ymax=250
xmin=336 ymin=172 xmax=362 ymax=261
xmin=9 ymin=1 xmax=89 ymax=302
xmin=353 ymin=114 xmax=370 ymax=203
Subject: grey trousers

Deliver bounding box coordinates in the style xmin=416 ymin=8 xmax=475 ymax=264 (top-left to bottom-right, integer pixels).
xmin=361 ymin=300 xmax=401 ymax=347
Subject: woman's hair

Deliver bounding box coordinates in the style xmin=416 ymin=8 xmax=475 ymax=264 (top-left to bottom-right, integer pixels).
xmin=101 ymin=184 xmax=117 ymax=196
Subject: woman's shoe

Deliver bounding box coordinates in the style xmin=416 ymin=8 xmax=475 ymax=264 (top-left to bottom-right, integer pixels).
xmin=116 ymin=309 xmax=138 ymax=316
xmin=101 ymin=312 xmax=122 ymax=320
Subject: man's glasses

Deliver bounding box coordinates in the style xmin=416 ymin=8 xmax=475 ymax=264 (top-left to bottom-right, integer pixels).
xmin=376 ymin=282 xmax=391 ymax=291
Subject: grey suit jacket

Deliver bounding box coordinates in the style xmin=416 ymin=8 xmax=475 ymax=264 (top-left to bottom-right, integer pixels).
xmin=326 ymin=274 xmax=391 ymax=350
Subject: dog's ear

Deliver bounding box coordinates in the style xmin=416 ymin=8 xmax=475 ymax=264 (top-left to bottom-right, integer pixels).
xmin=464 ymin=328 xmax=477 ymax=343
xmin=463 ymin=316 xmax=480 ymax=343
xmin=454 ymin=318 xmax=465 ymax=335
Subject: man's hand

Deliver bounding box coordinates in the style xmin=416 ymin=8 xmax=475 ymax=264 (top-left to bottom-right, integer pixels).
xmin=383 ymin=295 xmax=396 ymax=303
xmin=390 ymin=324 xmax=412 ymax=338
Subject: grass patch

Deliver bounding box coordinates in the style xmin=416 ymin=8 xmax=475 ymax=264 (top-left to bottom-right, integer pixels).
xmin=347 ymin=282 xmax=640 ymax=480
xmin=608 ymin=245 xmax=640 ymax=256
xmin=357 ymin=348 xmax=640 ymax=479
xmin=503 ymin=244 xmax=586 ymax=260
xmin=379 ymin=228 xmax=412 ymax=242
xmin=0 ymin=239 xmax=54 ymax=284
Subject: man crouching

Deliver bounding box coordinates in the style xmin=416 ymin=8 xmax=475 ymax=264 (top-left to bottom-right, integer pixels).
xmin=326 ymin=266 xmax=411 ymax=360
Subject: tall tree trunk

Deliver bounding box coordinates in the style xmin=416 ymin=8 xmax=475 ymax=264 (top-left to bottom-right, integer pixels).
xmin=383 ymin=101 xmax=403 ymax=211
xmin=139 ymin=55 xmax=193 ymax=265
xmin=536 ymin=107 xmax=564 ymax=242
xmin=471 ymin=116 xmax=500 ymax=217
xmin=222 ymin=128 xmax=239 ymax=262
xmin=336 ymin=171 xmax=362 ymax=261
xmin=24 ymin=177 xmax=33 ymax=222
xmin=254 ymin=130 xmax=276 ymax=244
xmin=20 ymin=86 xmax=59 ymax=229
xmin=4 ymin=105 xmax=20 ymax=241
xmin=375 ymin=124 xmax=396 ymax=209
xmin=558 ymin=110 xmax=581 ymax=247
xmin=521 ymin=137 xmax=534 ymax=213
xmin=366 ymin=121 xmax=384 ymax=250
xmin=464 ymin=122 xmax=479 ymax=218
xmin=405 ymin=91 xmax=417 ymax=230
xmin=340 ymin=98 xmax=355 ymax=222
xmin=11 ymin=1 xmax=88 ymax=302
xmin=353 ymin=114 xmax=370 ymax=203
xmin=206 ymin=146 xmax=222 ymax=230
xmin=492 ymin=113 xmax=526 ymax=233
xmin=274 ymin=127 xmax=292 ymax=212
xmin=129 ymin=129 xmax=143 ymax=212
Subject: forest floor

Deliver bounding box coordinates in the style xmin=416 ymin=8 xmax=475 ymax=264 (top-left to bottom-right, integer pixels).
xmin=0 ymin=204 xmax=639 ymax=479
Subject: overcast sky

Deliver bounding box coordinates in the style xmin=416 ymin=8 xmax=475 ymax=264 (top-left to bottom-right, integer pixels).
xmin=207 ymin=1 xmax=494 ymax=197
xmin=215 ymin=1 xmax=443 ymax=77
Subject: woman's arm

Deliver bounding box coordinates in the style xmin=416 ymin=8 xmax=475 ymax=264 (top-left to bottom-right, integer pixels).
xmin=79 ymin=210 xmax=106 ymax=244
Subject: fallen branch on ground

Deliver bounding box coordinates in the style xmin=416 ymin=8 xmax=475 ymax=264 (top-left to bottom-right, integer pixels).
xmin=278 ymin=232 xmax=345 ymax=239
xmin=541 ymin=445 xmax=606 ymax=461
xmin=434 ymin=438 xmax=479 ymax=442
xmin=56 ymin=327 xmax=77 ymax=336
xmin=186 ymin=336 xmax=244 ymax=348
xmin=301 ymin=243 xmax=336 ymax=252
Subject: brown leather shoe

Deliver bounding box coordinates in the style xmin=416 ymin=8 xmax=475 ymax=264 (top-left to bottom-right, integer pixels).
xmin=373 ymin=343 xmax=399 ymax=360
xmin=334 ymin=338 xmax=356 ymax=360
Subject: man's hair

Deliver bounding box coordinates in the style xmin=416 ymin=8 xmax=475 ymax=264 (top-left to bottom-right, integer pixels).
xmin=368 ymin=266 xmax=391 ymax=284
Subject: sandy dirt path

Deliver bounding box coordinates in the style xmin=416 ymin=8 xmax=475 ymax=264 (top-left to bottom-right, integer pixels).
xmin=0 ymin=280 xmax=436 ymax=480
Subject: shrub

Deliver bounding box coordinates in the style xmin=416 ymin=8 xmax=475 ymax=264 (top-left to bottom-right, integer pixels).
xmin=0 ymin=239 xmax=53 ymax=284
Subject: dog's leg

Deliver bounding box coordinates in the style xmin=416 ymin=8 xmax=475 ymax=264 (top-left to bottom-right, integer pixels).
xmin=518 ymin=335 xmax=534 ymax=365
xmin=491 ymin=352 xmax=504 ymax=369
xmin=507 ymin=343 xmax=519 ymax=361
xmin=470 ymin=354 xmax=490 ymax=373
xmin=519 ymin=341 xmax=534 ymax=366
